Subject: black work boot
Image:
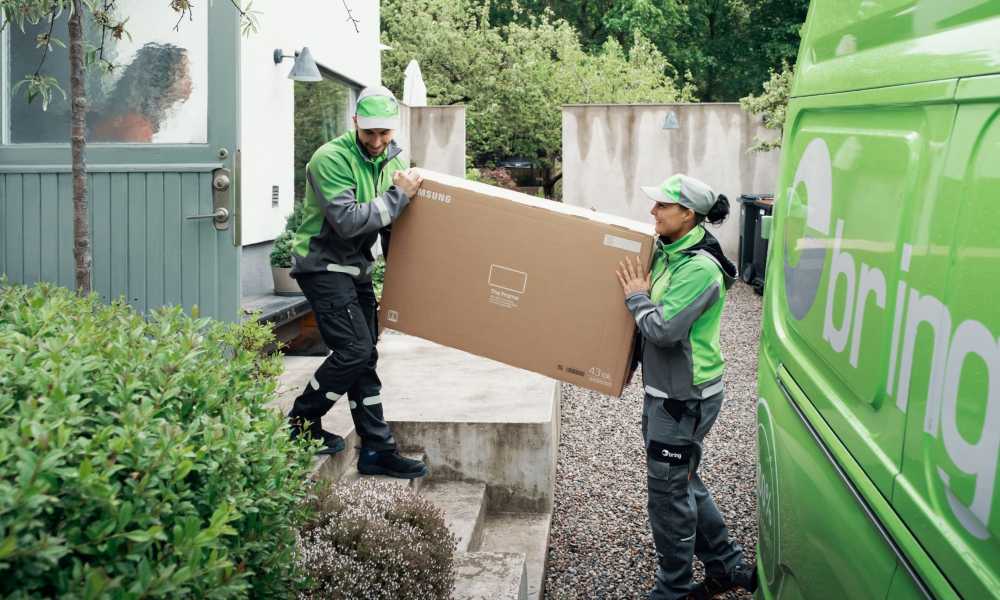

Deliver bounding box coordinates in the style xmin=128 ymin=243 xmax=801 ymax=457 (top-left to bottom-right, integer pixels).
xmin=288 ymin=416 xmax=345 ymax=455
xmin=357 ymin=448 xmax=428 ymax=479
xmin=689 ymin=563 xmax=758 ymax=599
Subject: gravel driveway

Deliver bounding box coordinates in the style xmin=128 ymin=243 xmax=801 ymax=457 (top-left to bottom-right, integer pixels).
xmin=545 ymin=282 xmax=763 ymax=599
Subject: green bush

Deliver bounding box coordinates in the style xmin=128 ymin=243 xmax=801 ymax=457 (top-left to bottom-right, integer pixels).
xmin=270 ymin=230 xmax=295 ymax=269
xmin=0 ymin=283 xmax=317 ymax=598
xmin=371 ymin=258 xmax=386 ymax=300
xmin=271 ymin=201 xmax=308 ymax=268
xmin=298 ymin=479 xmax=457 ymax=600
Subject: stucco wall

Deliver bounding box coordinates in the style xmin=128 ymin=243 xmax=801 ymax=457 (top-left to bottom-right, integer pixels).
xmin=239 ymin=0 xmax=381 ymax=246
xmin=408 ymin=106 xmax=467 ymax=176
xmin=561 ymin=104 xmax=781 ymax=259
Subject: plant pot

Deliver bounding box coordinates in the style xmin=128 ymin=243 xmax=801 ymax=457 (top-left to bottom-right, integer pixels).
xmin=271 ymin=266 xmax=303 ymax=296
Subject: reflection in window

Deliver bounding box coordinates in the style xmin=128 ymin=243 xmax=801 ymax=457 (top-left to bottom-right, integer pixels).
xmin=294 ymin=77 xmax=356 ymax=199
xmin=8 ymin=0 xmax=207 ymax=144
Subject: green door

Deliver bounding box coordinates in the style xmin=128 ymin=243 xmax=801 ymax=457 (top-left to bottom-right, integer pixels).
xmin=0 ymin=2 xmax=241 ymax=321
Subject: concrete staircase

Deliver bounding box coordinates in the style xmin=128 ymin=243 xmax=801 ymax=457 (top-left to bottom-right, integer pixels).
xmin=274 ymin=333 xmax=558 ymax=600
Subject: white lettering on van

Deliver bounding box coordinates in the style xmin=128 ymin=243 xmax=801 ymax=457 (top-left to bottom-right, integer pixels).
xmin=818 ymin=218 xmax=998 ymax=538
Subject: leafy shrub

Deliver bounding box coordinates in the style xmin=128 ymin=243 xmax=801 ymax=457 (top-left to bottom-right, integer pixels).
xmin=270 ymin=230 xmax=295 ymax=268
xmin=371 ymin=258 xmax=386 ymax=300
xmin=271 ymin=201 xmax=308 ymax=268
xmin=465 ymin=167 xmax=517 ymax=189
xmin=0 ymin=283 xmax=317 ymax=598
xmin=298 ymin=479 xmax=457 ymax=600
xmin=740 ymin=61 xmax=794 ymax=152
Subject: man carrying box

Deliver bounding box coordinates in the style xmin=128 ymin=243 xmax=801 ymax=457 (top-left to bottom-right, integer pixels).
xmin=286 ymin=85 xmax=427 ymax=479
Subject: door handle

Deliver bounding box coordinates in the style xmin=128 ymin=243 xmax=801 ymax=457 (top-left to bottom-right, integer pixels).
xmin=185 ymin=168 xmax=232 ymax=231
xmin=186 ymin=207 xmax=230 ymax=227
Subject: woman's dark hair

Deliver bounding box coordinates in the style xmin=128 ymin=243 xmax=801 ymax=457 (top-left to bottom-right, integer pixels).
xmin=102 ymin=43 xmax=190 ymax=128
xmin=696 ymin=194 xmax=730 ymax=226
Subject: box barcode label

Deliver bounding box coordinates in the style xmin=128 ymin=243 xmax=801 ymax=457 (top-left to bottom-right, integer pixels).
xmin=604 ymin=234 xmax=641 ymax=253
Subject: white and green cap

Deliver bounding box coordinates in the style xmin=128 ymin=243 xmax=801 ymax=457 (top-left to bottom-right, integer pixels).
xmin=641 ymin=173 xmax=716 ymax=215
xmin=355 ymin=85 xmax=400 ymax=130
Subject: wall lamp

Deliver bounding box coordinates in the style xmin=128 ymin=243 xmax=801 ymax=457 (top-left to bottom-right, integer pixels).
xmin=273 ymin=47 xmax=322 ymax=82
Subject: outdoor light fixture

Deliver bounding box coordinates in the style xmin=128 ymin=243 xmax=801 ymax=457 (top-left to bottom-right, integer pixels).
xmin=273 ymin=46 xmax=322 ymax=82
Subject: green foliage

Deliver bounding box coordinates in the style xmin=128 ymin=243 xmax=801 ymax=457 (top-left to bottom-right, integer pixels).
xmin=298 ymin=479 xmax=457 ymax=600
xmin=269 ymin=231 xmax=295 ymax=269
xmin=371 ymin=258 xmax=386 ymax=300
xmin=740 ymin=61 xmax=794 ymax=152
xmin=0 ymin=282 xmax=317 ymax=598
xmin=270 ymin=202 xmax=307 ymax=268
xmin=488 ymin=0 xmax=809 ymax=102
xmin=381 ymin=0 xmax=693 ymax=195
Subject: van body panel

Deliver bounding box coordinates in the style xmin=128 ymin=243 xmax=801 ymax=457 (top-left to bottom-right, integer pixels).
xmin=891 ymin=98 xmax=1000 ymax=600
xmin=770 ymin=90 xmax=956 ymax=498
xmin=756 ymin=356 xmax=900 ymax=600
xmin=759 ymin=3 xmax=1000 ymax=598
xmin=794 ymin=2 xmax=1000 ymax=97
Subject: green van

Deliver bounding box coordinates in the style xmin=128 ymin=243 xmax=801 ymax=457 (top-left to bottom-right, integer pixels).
xmin=757 ymin=2 xmax=1000 ymax=599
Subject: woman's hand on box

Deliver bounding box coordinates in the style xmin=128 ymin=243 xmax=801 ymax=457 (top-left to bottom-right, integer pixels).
xmin=617 ymin=255 xmax=650 ymax=297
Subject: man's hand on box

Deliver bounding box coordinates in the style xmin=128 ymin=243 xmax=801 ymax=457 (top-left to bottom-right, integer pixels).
xmin=393 ymin=169 xmax=423 ymax=199
xmin=617 ymin=255 xmax=650 ymax=297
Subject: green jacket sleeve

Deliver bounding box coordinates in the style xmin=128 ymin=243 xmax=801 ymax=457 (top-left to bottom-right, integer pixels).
xmin=307 ymin=153 xmax=410 ymax=240
xmin=624 ymin=259 xmax=721 ymax=347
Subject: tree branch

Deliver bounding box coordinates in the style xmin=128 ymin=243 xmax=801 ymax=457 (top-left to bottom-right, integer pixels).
xmin=33 ymin=12 xmax=57 ymax=76
xmin=342 ymin=0 xmax=359 ymax=33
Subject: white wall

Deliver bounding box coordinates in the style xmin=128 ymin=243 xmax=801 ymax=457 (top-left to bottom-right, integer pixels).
xmin=562 ymin=104 xmax=781 ymax=260
xmin=239 ymin=0 xmax=381 ymax=245
xmin=409 ymin=106 xmax=467 ymax=176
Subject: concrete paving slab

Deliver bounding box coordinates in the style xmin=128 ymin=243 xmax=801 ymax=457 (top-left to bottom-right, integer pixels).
xmin=452 ymin=551 xmax=527 ymax=600
xmin=421 ymin=481 xmax=488 ymax=552
xmin=378 ymin=333 xmax=555 ymax=423
xmin=479 ymin=512 xmax=552 ymax=600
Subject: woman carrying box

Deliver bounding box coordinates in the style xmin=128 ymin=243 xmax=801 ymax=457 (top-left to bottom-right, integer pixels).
xmin=616 ymin=174 xmax=756 ymax=600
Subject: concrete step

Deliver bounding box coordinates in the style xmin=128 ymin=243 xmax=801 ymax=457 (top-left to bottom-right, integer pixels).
xmin=452 ymin=551 xmax=527 ymax=600
xmin=339 ymin=451 xmax=428 ymax=494
xmin=420 ymin=481 xmax=488 ymax=553
xmin=272 ymin=355 xmax=360 ymax=483
xmin=478 ymin=512 xmax=552 ymax=600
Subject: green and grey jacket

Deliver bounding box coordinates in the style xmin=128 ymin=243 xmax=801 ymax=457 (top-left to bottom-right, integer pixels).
xmin=625 ymin=226 xmax=737 ymax=401
xmin=290 ymin=131 xmax=408 ymax=281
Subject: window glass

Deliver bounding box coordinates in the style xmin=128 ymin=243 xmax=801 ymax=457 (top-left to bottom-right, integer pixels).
xmin=8 ymin=0 xmax=208 ymax=144
xmin=294 ymin=77 xmax=356 ymax=199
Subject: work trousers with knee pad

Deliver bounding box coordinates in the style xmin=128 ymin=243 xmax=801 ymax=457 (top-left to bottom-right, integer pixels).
xmin=642 ymin=392 xmax=744 ymax=600
xmin=288 ymin=272 xmax=396 ymax=451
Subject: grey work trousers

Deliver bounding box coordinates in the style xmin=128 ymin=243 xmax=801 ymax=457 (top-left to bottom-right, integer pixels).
xmin=642 ymin=391 xmax=744 ymax=600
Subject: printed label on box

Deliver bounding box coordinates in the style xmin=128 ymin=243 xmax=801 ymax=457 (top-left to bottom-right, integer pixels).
xmin=603 ymin=234 xmax=642 ymax=254
xmin=386 ymin=310 xmax=399 ymax=323
xmin=487 ymin=264 xmax=527 ymax=309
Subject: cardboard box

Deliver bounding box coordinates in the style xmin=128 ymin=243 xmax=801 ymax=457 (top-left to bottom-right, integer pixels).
xmin=380 ymin=169 xmax=655 ymax=396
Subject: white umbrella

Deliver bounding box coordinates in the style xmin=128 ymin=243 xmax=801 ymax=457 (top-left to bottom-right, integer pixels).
xmin=402 ymin=59 xmax=428 ymax=107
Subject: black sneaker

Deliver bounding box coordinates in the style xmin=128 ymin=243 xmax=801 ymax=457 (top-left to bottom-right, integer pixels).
xmin=288 ymin=417 xmax=345 ymax=455
xmin=357 ymin=448 xmax=428 ymax=479
xmin=690 ymin=564 xmax=758 ymax=599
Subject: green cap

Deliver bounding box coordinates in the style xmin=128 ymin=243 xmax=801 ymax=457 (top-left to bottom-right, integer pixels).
xmin=356 ymin=85 xmax=400 ymax=130
xmin=641 ymin=173 xmax=716 ymax=215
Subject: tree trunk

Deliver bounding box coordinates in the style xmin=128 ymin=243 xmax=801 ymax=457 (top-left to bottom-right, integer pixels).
xmin=68 ymin=0 xmax=91 ymax=294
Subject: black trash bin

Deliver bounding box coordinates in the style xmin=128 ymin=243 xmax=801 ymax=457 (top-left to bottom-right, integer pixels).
xmin=738 ymin=194 xmax=774 ymax=295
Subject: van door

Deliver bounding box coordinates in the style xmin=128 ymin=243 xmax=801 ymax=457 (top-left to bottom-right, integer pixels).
xmin=891 ymin=73 xmax=1000 ymax=600
xmin=770 ymin=80 xmax=958 ymax=497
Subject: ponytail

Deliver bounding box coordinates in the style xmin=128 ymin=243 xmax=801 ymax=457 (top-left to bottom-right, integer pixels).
xmin=696 ymin=194 xmax=730 ymax=226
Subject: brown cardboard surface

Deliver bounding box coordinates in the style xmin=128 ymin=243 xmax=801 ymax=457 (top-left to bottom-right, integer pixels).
xmin=380 ymin=169 xmax=655 ymax=396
